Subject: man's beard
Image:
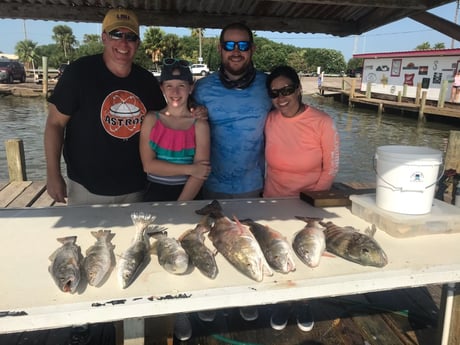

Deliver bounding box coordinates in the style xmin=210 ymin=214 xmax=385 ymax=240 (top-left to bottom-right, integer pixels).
xmin=222 ymin=59 xmax=250 ymax=77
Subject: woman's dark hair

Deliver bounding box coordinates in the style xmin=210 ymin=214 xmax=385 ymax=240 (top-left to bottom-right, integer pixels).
xmin=266 ymin=65 xmax=300 ymax=90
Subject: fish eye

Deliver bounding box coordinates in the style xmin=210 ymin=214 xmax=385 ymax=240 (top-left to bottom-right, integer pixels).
xmin=361 ymin=248 xmax=370 ymax=254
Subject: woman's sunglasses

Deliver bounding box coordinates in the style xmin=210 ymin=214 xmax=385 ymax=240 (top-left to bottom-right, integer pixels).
xmin=222 ymin=41 xmax=251 ymax=52
xmin=163 ymin=58 xmax=190 ymax=68
xmin=268 ymin=85 xmax=297 ymax=99
xmin=108 ymin=30 xmax=139 ymax=42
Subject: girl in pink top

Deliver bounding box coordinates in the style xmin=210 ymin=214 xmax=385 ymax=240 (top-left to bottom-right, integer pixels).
xmin=263 ymin=65 xmax=340 ymax=197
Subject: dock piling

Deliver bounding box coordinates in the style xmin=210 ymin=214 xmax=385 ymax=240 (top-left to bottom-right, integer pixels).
xmin=5 ymin=139 xmax=27 ymax=182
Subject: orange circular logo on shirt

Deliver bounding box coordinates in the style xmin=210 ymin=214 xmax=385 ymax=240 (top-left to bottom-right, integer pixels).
xmin=100 ymin=90 xmax=146 ymax=139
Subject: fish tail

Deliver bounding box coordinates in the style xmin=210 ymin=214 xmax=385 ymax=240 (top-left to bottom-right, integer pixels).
xmin=56 ymin=236 xmax=77 ymax=245
xmin=295 ymin=216 xmax=323 ymax=227
xmin=131 ymin=212 xmax=157 ymax=231
xmin=195 ymin=199 xmax=224 ymax=218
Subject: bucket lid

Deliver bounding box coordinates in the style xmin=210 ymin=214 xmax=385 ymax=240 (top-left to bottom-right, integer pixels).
xmin=376 ymin=145 xmax=442 ymax=164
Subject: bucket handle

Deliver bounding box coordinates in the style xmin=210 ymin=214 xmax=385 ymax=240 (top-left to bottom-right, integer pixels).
xmin=373 ymin=155 xmax=445 ymax=192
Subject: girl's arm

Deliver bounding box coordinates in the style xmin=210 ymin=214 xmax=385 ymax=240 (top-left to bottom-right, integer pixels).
xmin=178 ymin=119 xmax=211 ymax=201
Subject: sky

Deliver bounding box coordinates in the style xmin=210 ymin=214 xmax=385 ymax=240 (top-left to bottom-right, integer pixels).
xmin=0 ymin=2 xmax=458 ymax=62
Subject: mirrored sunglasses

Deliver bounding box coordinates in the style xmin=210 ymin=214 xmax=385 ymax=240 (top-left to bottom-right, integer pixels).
xmin=163 ymin=58 xmax=190 ymax=68
xmin=268 ymin=85 xmax=297 ymax=99
xmin=108 ymin=30 xmax=139 ymax=42
xmin=222 ymin=41 xmax=251 ymax=52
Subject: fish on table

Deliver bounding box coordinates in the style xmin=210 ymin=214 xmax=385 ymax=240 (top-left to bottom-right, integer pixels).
xmin=154 ymin=231 xmax=189 ymax=275
xmin=83 ymin=229 xmax=115 ymax=287
xmin=241 ymin=218 xmax=296 ymax=274
xmin=196 ymin=200 xmax=273 ymax=282
xmin=292 ymin=217 xmax=326 ymax=268
xmin=179 ymin=216 xmax=218 ymax=279
xmin=320 ymin=220 xmax=388 ymax=267
xmin=117 ymin=212 xmax=156 ymax=289
xmin=49 ymin=236 xmax=82 ymax=293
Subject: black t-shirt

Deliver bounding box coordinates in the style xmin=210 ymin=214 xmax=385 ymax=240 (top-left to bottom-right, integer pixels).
xmin=48 ymin=54 xmax=166 ymax=195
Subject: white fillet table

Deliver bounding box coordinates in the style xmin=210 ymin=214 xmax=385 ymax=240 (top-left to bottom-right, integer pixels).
xmin=0 ymin=198 xmax=459 ymax=344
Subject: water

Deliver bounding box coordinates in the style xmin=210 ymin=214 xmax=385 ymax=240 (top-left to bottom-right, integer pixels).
xmin=0 ymin=94 xmax=458 ymax=183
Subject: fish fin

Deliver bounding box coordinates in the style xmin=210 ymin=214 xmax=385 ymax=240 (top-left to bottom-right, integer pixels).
xmin=146 ymin=224 xmax=167 ymax=235
xmin=239 ymin=218 xmax=254 ymax=225
xmin=195 ymin=200 xmax=223 ymax=217
xmin=364 ymin=224 xmax=377 ymax=237
xmin=323 ymin=252 xmax=336 ymax=258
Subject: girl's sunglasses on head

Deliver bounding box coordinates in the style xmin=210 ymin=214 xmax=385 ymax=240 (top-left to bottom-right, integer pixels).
xmin=222 ymin=41 xmax=251 ymax=52
xmin=163 ymin=58 xmax=190 ymax=68
xmin=269 ymin=85 xmax=297 ymax=98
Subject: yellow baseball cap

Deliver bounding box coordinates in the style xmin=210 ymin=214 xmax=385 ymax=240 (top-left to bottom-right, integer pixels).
xmin=102 ymin=9 xmax=139 ymax=37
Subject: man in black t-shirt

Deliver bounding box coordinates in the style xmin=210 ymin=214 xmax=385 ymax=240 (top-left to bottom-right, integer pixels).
xmin=45 ymin=9 xmax=166 ymax=204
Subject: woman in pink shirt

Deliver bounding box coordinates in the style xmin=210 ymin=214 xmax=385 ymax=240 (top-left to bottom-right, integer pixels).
xmin=264 ymin=65 xmax=340 ymax=197
xmin=263 ymin=65 xmax=340 ymax=332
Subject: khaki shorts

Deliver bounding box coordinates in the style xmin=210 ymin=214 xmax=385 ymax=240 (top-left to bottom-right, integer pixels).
xmin=67 ymin=179 xmax=143 ymax=206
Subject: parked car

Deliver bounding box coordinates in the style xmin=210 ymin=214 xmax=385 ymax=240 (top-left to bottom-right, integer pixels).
xmin=0 ymin=60 xmax=26 ymax=83
xmin=190 ymin=64 xmax=209 ymax=76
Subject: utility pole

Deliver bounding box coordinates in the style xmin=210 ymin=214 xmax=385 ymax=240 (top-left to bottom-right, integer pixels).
xmin=23 ymin=19 xmax=28 ymax=40
xmin=452 ymin=0 xmax=460 ymax=48
xmin=198 ymin=28 xmax=203 ymax=63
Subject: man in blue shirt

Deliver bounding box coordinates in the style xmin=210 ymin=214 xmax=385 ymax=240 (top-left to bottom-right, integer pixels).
xmin=194 ymin=23 xmax=272 ymax=199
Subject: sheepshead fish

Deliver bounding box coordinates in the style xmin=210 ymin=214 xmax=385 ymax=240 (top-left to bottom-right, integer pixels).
xmin=179 ymin=216 xmax=218 ymax=279
xmin=83 ymin=229 xmax=115 ymax=287
xmin=154 ymin=232 xmax=189 ymax=275
xmin=117 ymin=212 xmax=155 ymax=289
xmin=49 ymin=236 xmax=82 ymax=293
xmin=196 ymin=200 xmax=273 ymax=282
xmin=241 ymin=219 xmax=296 ymax=274
xmin=293 ymin=217 xmax=326 ymax=268
xmin=320 ymin=220 xmax=388 ymax=267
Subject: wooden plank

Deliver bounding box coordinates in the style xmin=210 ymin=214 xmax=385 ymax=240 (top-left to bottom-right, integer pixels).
xmin=0 ymin=181 xmax=32 ymax=207
xmin=8 ymin=181 xmax=47 ymax=208
xmin=30 ymin=188 xmax=58 ymax=208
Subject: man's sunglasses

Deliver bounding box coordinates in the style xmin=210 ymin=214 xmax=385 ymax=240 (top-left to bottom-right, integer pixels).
xmin=268 ymin=85 xmax=297 ymax=99
xmin=163 ymin=58 xmax=190 ymax=68
xmin=108 ymin=30 xmax=139 ymax=42
xmin=222 ymin=41 xmax=251 ymax=52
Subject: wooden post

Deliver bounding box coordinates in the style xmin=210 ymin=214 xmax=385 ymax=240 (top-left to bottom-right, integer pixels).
xmin=366 ymin=82 xmax=371 ymax=98
xmin=42 ymin=56 xmax=48 ymax=96
xmin=444 ymin=130 xmax=460 ymax=173
xmin=349 ymin=79 xmax=356 ymax=107
xmin=418 ymin=91 xmax=427 ymax=121
xmin=377 ymin=103 xmax=383 ymax=115
xmin=415 ymin=83 xmax=422 ymax=105
xmin=5 ymin=139 xmax=27 ymax=182
xmin=397 ymin=91 xmax=402 ymax=103
xmin=402 ymin=84 xmax=407 ymax=97
xmin=438 ymin=79 xmax=448 ymax=108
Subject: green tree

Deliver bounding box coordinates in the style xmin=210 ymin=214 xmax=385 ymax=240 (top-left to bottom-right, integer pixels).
xmin=162 ymin=33 xmax=181 ymax=58
xmin=433 ymin=42 xmax=446 ymax=49
xmin=75 ymin=34 xmax=103 ymax=58
xmin=415 ymin=42 xmax=431 ymax=50
xmin=15 ymin=39 xmax=38 ymax=71
xmin=143 ymin=27 xmax=166 ymax=64
xmin=52 ymin=25 xmax=77 ymax=59
xmin=347 ymin=57 xmax=364 ymax=72
xmin=305 ymin=48 xmax=346 ymax=74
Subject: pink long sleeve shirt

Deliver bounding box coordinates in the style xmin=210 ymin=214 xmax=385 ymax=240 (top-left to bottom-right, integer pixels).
xmin=263 ymin=105 xmax=340 ymax=197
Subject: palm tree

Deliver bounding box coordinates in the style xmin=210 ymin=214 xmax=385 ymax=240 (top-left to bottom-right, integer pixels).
xmin=52 ymin=25 xmax=77 ymax=59
xmin=15 ymin=39 xmax=38 ymax=73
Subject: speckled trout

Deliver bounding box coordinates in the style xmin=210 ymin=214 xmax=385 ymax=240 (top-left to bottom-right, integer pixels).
xmin=196 ymin=200 xmax=273 ymax=282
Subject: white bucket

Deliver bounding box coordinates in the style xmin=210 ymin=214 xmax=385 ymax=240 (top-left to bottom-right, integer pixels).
xmin=375 ymin=145 xmax=443 ymax=215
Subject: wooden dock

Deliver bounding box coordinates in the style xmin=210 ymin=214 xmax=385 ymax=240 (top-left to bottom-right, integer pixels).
xmin=319 ymin=82 xmax=460 ymax=120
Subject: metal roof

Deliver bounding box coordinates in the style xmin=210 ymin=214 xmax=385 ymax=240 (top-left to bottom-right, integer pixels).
xmin=0 ymin=0 xmax=458 ymax=38
xmin=354 ymin=48 xmax=460 ymax=59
